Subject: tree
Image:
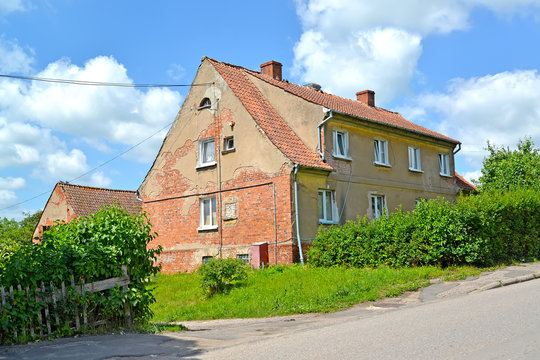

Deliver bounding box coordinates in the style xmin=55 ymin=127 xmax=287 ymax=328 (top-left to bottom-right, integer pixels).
xmin=477 ymin=138 xmax=540 ymax=192
xmin=0 ymin=210 xmax=42 ymax=259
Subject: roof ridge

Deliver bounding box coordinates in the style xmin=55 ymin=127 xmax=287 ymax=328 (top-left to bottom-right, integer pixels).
xmin=246 ymin=69 xmax=459 ymax=144
xmin=58 ymin=181 xmax=136 ymax=193
xmin=208 ymin=59 xmax=332 ymax=170
xmin=247 ymin=69 xmax=392 ymax=111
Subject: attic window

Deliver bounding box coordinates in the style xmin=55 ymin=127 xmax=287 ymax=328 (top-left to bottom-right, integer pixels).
xmin=222 ymin=136 xmax=235 ymax=154
xmin=198 ymin=98 xmax=211 ymax=110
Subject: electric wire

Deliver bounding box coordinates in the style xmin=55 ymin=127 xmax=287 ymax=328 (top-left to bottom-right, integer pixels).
xmin=0 ymin=121 xmax=174 ymax=212
xmin=0 ymin=74 xmax=212 ymax=87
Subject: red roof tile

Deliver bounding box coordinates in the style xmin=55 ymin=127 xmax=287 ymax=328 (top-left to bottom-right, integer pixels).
xmin=59 ymin=182 xmax=141 ymax=217
xmin=454 ymin=173 xmax=478 ymax=192
xmin=248 ymin=70 xmax=459 ymax=144
xmin=208 ymin=59 xmax=332 ymax=170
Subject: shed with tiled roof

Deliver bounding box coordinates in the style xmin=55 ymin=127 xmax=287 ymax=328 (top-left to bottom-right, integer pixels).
xmin=33 ymin=182 xmax=141 ymax=240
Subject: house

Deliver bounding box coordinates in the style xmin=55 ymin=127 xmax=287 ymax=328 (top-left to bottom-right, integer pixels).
xmin=33 ymin=181 xmax=141 ymax=240
xmin=138 ymin=57 xmax=475 ymax=273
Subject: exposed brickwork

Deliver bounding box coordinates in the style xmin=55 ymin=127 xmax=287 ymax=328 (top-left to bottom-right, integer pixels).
xmin=143 ymin=164 xmax=295 ymax=273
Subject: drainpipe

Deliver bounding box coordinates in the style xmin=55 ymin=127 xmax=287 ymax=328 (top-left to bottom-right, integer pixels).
xmin=453 ymin=143 xmax=462 ymax=155
xmin=294 ymin=164 xmax=304 ymax=266
xmin=317 ymin=110 xmax=334 ymax=161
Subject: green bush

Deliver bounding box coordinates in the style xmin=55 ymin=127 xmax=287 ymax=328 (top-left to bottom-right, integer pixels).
xmin=0 ymin=205 xmax=161 ymax=344
xmin=198 ymin=258 xmax=248 ymax=296
xmin=308 ymin=188 xmax=540 ymax=268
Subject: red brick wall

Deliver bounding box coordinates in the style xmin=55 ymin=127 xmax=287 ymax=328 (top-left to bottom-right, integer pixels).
xmin=143 ymin=166 xmax=296 ymax=273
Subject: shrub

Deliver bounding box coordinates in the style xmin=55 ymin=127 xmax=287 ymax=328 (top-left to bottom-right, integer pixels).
xmin=308 ymin=189 xmax=540 ymax=268
xmin=0 ymin=204 xmax=161 ymax=344
xmin=198 ymin=258 xmax=248 ymax=296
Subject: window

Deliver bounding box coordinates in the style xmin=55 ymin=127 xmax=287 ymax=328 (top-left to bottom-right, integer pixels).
xmin=199 ymin=196 xmax=217 ymax=230
xmin=202 ymin=256 xmax=213 ymax=264
xmin=408 ymin=146 xmax=422 ymax=172
xmin=333 ymin=130 xmax=350 ymax=159
xmin=374 ymin=139 xmax=389 ymax=165
xmin=318 ymin=190 xmax=337 ymax=224
xmin=371 ymin=194 xmax=386 ymax=220
xmin=198 ymin=97 xmax=211 ymax=110
xmin=439 ymin=153 xmax=450 ymax=176
xmin=237 ymin=254 xmax=249 ymax=263
xmin=198 ymin=138 xmax=215 ymax=167
xmin=223 ymin=136 xmax=235 ymax=153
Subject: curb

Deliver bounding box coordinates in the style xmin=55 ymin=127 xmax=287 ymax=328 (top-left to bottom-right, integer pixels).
xmin=470 ymin=273 xmax=539 ymax=294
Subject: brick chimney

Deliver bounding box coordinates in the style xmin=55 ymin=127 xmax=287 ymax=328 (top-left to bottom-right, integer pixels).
xmin=356 ymin=90 xmax=375 ymax=107
xmin=260 ymin=60 xmax=282 ymax=81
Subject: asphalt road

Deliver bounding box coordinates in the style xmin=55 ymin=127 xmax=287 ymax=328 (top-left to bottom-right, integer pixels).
xmin=197 ymin=279 xmax=540 ymax=360
xmin=2 ymin=264 xmax=540 ymax=359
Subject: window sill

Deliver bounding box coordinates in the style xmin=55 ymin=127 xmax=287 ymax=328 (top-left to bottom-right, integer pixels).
xmin=319 ymin=220 xmax=338 ymax=225
xmin=197 ymin=105 xmax=211 ymax=111
xmin=409 ymin=168 xmax=424 ymax=173
xmin=221 ymin=148 xmax=236 ymax=155
xmin=197 ymin=225 xmax=218 ymax=232
xmin=332 ymin=154 xmax=352 ymax=161
xmin=196 ymin=161 xmax=217 ymax=170
xmin=440 ymin=173 xmax=453 ymax=178
xmin=374 ymin=162 xmax=391 ymax=168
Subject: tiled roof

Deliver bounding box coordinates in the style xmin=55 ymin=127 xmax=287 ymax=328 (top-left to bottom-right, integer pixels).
xmin=454 ymin=173 xmax=478 ymax=192
xmin=59 ymin=182 xmax=141 ymax=217
xmin=247 ymin=69 xmax=459 ymax=144
xmin=208 ymin=58 xmax=333 ymax=170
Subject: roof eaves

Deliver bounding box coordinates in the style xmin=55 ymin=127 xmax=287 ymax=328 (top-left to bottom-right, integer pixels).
xmin=329 ymin=109 xmax=461 ymax=146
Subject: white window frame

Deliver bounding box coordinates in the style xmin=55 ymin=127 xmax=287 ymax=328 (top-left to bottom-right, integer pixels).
xmin=408 ymin=146 xmax=422 ymax=172
xmin=198 ymin=196 xmax=217 ymax=230
xmin=197 ymin=137 xmax=216 ymax=168
xmin=333 ymin=130 xmax=351 ymax=160
xmin=439 ymin=153 xmax=451 ymax=176
xmin=223 ymin=136 xmax=235 ymax=152
xmin=374 ymin=139 xmax=390 ymax=166
xmin=318 ymin=189 xmax=338 ymax=224
xmin=371 ymin=194 xmax=387 ymax=220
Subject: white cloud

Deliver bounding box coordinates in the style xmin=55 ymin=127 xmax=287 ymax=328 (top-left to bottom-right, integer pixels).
xmin=293 ymin=28 xmax=422 ymax=104
xmin=0 ymin=176 xmax=26 ymax=190
xmin=0 ymin=189 xmax=17 ymax=205
xmin=1 ymin=55 xmax=182 ymax=163
xmin=293 ymin=0 xmax=540 ymax=104
xmin=0 ymin=36 xmax=34 ymax=74
xmin=0 ymin=118 xmax=64 ymax=167
xmin=414 ymin=70 xmax=540 ymax=168
xmin=33 ymin=148 xmax=112 ymax=187
xmin=0 ymin=0 xmax=27 ymax=15
xmin=462 ymin=170 xmax=482 ymax=183
xmin=167 ymin=63 xmax=185 ymax=80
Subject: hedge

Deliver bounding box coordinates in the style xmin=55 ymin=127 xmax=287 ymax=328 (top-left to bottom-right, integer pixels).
xmin=308 ymin=188 xmax=540 ymax=268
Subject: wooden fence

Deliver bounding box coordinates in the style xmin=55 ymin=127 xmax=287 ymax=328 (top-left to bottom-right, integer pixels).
xmin=0 ymin=266 xmax=131 ymax=342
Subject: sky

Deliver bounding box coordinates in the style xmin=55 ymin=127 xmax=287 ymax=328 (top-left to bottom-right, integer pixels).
xmin=1 ymin=0 xmax=539 ymax=219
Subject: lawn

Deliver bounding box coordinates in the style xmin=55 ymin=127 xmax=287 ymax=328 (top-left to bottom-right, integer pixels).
xmin=149 ymin=265 xmax=483 ymax=322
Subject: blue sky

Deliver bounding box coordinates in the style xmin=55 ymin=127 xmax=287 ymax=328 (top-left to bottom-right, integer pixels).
xmin=1 ymin=0 xmax=539 ymax=219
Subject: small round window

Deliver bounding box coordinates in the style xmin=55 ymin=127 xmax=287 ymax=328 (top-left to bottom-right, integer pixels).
xmin=198 ymin=97 xmax=211 ymax=110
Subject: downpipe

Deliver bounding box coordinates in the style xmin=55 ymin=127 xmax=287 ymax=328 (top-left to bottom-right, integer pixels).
xmin=294 ymin=164 xmax=304 ymax=266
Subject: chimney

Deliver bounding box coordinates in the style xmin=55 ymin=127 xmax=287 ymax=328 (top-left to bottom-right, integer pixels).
xmin=356 ymin=90 xmax=375 ymax=107
xmin=260 ymin=60 xmax=282 ymax=81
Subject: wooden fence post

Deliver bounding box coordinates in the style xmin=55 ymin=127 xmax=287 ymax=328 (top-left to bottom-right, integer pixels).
xmin=70 ymin=276 xmax=80 ymax=331
xmin=41 ymin=282 xmax=52 ymax=335
xmin=121 ymin=265 xmax=133 ymax=328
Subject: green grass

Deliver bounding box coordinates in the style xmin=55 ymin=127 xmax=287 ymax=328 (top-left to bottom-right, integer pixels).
xmin=149 ymin=265 xmax=483 ymax=322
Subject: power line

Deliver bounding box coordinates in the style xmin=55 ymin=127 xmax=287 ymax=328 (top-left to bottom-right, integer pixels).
xmin=0 ymin=121 xmax=174 ymax=212
xmin=0 ymin=74 xmax=212 ymax=87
